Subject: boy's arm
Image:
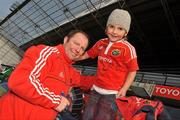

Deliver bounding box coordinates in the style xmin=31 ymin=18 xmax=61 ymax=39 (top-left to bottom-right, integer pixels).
xmin=76 ymin=39 xmax=104 ymax=61
xmin=117 ymin=71 xmax=137 ymax=97
xmin=118 ymin=43 xmax=139 ymax=97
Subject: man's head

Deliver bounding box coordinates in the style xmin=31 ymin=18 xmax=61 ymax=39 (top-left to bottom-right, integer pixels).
xmin=106 ymin=9 xmax=131 ymax=33
xmin=63 ymin=30 xmax=89 ymax=61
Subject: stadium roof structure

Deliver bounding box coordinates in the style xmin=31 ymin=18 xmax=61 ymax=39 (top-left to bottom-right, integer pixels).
xmin=0 ymin=0 xmax=117 ymax=47
xmin=0 ymin=0 xmax=180 ymax=74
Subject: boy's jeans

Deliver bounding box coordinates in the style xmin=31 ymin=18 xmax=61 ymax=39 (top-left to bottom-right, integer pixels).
xmin=82 ymin=90 xmax=122 ymax=120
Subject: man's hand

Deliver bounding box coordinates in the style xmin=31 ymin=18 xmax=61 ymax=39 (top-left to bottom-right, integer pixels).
xmin=54 ymin=96 xmax=70 ymax=112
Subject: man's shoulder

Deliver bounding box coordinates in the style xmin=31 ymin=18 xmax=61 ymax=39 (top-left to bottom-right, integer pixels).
xmin=35 ymin=44 xmax=49 ymax=50
xmin=24 ymin=44 xmax=61 ymax=59
xmin=27 ymin=44 xmax=47 ymax=50
xmin=25 ymin=44 xmax=55 ymax=55
xmin=28 ymin=44 xmax=60 ymax=51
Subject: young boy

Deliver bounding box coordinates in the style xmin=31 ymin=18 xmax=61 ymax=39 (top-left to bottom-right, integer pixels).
xmin=80 ymin=9 xmax=139 ymax=120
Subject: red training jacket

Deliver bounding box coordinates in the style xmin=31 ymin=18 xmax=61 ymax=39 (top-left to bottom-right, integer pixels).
xmin=0 ymin=45 xmax=81 ymax=120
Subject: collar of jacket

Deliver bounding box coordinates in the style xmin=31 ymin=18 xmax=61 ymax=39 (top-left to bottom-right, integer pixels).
xmin=57 ymin=45 xmax=74 ymax=64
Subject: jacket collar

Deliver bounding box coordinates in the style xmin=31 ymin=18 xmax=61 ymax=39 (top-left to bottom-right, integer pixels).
xmin=57 ymin=45 xmax=74 ymax=64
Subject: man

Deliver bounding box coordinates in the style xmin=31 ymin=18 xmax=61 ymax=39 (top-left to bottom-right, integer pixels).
xmin=0 ymin=30 xmax=89 ymax=120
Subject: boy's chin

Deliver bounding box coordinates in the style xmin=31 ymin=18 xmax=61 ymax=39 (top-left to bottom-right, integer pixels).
xmin=110 ymin=39 xmax=120 ymax=42
xmin=110 ymin=37 xmax=124 ymax=42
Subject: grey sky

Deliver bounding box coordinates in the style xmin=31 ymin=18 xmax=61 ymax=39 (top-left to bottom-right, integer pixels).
xmin=0 ymin=0 xmax=24 ymax=19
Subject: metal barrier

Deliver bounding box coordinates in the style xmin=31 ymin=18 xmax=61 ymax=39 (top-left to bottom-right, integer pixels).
xmin=74 ymin=65 xmax=180 ymax=98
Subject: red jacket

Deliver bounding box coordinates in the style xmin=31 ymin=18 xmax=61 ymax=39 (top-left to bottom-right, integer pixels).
xmin=116 ymin=96 xmax=164 ymax=120
xmin=87 ymin=38 xmax=139 ymax=90
xmin=0 ymin=45 xmax=81 ymax=119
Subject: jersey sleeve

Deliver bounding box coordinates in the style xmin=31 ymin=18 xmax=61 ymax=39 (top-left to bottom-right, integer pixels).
xmin=87 ymin=40 xmax=102 ymax=58
xmin=8 ymin=45 xmax=61 ymax=109
xmin=124 ymin=44 xmax=139 ymax=71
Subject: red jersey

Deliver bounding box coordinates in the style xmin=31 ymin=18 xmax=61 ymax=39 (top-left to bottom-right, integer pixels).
xmin=0 ymin=45 xmax=81 ymax=119
xmin=87 ymin=38 xmax=139 ymax=90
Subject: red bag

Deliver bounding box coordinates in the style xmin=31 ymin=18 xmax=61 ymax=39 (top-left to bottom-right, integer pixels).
xmin=115 ymin=96 xmax=164 ymax=120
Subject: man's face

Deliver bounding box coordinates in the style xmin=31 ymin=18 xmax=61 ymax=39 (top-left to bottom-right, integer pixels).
xmin=64 ymin=33 xmax=88 ymax=60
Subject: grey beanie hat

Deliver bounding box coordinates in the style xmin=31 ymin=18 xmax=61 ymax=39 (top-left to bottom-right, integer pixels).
xmin=106 ymin=9 xmax=131 ymax=33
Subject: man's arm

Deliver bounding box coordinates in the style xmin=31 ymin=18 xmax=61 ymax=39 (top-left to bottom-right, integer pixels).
xmin=8 ymin=46 xmax=63 ymax=110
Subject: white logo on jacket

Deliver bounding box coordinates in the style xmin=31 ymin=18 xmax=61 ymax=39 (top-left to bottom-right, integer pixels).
xmin=59 ymin=72 xmax=64 ymax=78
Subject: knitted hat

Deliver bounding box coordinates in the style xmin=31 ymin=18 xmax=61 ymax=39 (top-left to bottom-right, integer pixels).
xmin=106 ymin=9 xmax=131 ymax=33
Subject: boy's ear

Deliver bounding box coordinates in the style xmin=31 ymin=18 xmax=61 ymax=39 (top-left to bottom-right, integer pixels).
xmin=124 ymin=32 xmax=128 ymax=37
xmin=63 ymin=36 xmax=68 ymax=44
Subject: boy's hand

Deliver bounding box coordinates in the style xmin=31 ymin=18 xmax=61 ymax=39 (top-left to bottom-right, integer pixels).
xmin=116 ymin=87 xmax=127 ymax=98
xmin=54 ymin=96 xmax=70 ymax=112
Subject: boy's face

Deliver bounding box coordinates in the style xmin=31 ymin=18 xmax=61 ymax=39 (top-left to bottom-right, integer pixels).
xmin=106 ymin=24 xmax=127 ymax=42
xmin=63 ymin=33 xmax=88 ymax=60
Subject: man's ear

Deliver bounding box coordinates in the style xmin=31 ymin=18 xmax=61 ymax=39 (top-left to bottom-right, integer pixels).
xmin=63 ymin=36 xmax=68 ymax=44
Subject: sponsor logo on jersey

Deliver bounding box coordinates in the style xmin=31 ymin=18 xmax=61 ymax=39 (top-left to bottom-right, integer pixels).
xmin=98 ymin=56 xmax=112 ymax=63
xmin=59 ymin=72 xmax=64 ymax=78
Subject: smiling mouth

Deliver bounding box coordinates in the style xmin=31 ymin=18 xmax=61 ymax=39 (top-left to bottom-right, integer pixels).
xmin=111 ymin=36 xmax=119 ymax=40
xmin=111 ymin=34 xmax=119 ymax=37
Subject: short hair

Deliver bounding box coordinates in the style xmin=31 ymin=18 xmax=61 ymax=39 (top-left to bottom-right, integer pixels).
xmin=67 ymin=29 xmax=89 ymax=40
xmin=66 ymin=29 xmax=89 ymax=49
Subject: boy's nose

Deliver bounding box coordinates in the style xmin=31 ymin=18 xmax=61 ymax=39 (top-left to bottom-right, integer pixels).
xmin=113 ymin=28 xmax=118 ymax=34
